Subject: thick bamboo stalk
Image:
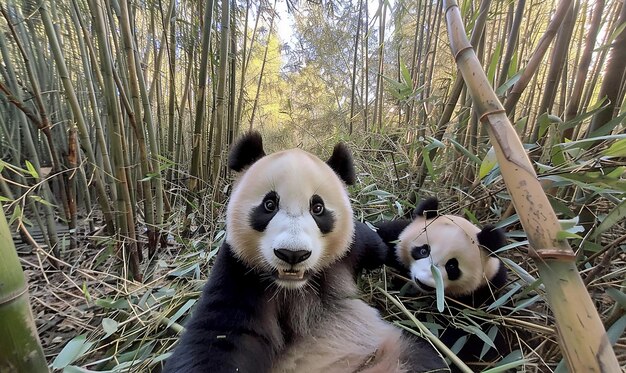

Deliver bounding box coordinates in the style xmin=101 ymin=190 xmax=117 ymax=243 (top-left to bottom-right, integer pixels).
xmin=0 ymin=209 xmax=48 ymax=373
xmin=442 ymin=0 xmax=621 ymax=371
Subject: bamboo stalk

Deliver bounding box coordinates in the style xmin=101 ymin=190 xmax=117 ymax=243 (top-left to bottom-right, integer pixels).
xmin=211 ymin=0 xmax=231 ymax=182
xmin=442 ymin=0 xmax=620 ymax=370
xmin=38 ymin=2 xmax=116 ymax=234
xmin=0 ymin=209 xmax=48 ymax=373
xmin=503 ymin=0 xmax=572 ymax=116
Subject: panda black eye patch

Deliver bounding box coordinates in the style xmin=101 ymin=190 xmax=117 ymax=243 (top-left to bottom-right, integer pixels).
xmin=445 ymin=258 xmax=461 ymax=281
xmin=411 ymin=244 xmax=430 ymax=260
xmin=249 ymin=191 xmax=279 ymax=232
xmin=310 ymin=194 xmax=335 ymax=234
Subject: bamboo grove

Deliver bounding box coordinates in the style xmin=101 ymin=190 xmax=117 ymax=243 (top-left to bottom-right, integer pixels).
xmin=1 ymin=0 xmax=625 ymax=369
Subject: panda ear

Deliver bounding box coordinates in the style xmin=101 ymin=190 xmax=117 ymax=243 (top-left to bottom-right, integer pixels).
xmin=477 ymin=225 xmax=506 ymax=255
xmin=228 ymin=131 xmax=266 ymax=172
xmin=412 ymin=197 xmax=439 ymax=219
xmin=326 ymin=143 xmax=355 ymax=185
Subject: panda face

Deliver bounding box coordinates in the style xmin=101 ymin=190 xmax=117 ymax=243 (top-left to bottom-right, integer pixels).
xmin=226 ymin=148 xmax=354 ymax=290
xmin=397 ymin=215 xmax=500 ymax=297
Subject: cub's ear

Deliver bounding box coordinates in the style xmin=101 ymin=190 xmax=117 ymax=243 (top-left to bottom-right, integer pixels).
xmin=228 ymin=131 xmax=266 ymax=172
xmin=477 ymin=225 xmax=507 ymax=255
xmin=412 ymin=197 xmax=439 ymax=219
xmin=326 ymin=143 xmax=355 ymax=185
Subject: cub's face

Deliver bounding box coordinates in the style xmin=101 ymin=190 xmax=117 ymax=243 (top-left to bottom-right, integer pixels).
xmin=397 ymin=215 xmax=499 ymax=297
xmin=226 ymin=149 xmax=354 ymax=289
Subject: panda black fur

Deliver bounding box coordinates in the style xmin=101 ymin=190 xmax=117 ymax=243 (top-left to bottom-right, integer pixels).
xmin=164 ymin=133 xmax=448 ymax=373
xmin=375 ymin=197 xmax=509 ymax=365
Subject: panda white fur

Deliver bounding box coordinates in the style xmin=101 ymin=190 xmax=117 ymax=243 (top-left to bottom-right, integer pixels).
xmin=375 ymin=197 xmax=508 ymax=363
xmin=164 ymin=133 xmax=448 ymax=373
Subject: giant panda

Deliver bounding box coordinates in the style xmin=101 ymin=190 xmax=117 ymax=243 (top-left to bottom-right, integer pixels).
xmin=164 ymin=132 xmax=448 ymax=373
xmin=375 ymin=197 xmax=509 ymax=366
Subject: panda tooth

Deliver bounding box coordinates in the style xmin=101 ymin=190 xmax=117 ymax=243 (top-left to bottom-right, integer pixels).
xmin=278 ymin=268 xmax=305 ymax=280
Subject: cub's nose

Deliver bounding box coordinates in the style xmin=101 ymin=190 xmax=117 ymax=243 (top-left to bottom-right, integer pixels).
xmin=274 ymin=249 xmax=311 ymax=265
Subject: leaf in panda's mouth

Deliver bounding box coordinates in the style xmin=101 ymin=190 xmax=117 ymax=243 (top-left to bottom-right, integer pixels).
xmin=277 ymin=268 xmax=305 ymax=281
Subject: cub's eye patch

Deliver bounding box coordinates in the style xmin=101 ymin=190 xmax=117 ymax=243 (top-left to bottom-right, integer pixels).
xmin=310 ymin=194 xmax=335 ymax=234
xmin=250 ymin=191 xmax=279 ymax=232
xmin=445 ymin=258 xmax=461 ymax=281
xmin=411 ymin=244 xmax=430 ymax=260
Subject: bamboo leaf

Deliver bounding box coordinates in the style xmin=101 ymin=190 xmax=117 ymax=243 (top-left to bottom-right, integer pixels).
xmin=25 ymin=160 xmax=39 ymax=179
xmin=495 ymin=69 xmax=523 ymax=96
xmin=167 ymin=299 xmax=197 ymax=328
xmin=480 ymin=325 xmax=499 ymax=358
xmin=479 ymin=146 xmax=497 ymax=179
xmin=592 ymin=199 xmax=626 ymax=239
xmin=448 ymin=137 xmax=481 ymax=164
xmin=431 ymin=264 xmax=445 ymax=312
xmin=29 ymin=195 xmax=55 ymax=207
xmin=603 ymin=138 xmax=626 ymax=157
xmin=556 ymin=230 xmax=583 ymax=240
xmin=606 ymin=315 xmax=626 ymax=345
xmin=52 ymin=334 xmax=94 ymax=369
xmin=487 ymin=42 xmax=502 ymax=85
xmin=605 ymin=288 xmax=626 ymax=309
xmin=101 ymin=318 xmax=118 ymax=339
xmin=511 ymin=294 xmax=541 ymax=312
xmin=460 ymin=324 xmax=495 ymax=349
xmin=487 ymin=283 xmax=522 ymax=311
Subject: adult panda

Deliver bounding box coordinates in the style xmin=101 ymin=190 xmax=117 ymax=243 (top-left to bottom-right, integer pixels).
xmin=164 ymin=132 xmax=448 ymax=373
xmin=375 ymin=197 xmax=509 ymax=365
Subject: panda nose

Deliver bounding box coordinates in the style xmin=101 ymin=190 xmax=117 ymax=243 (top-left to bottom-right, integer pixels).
xmin=274 ymin=249 xmax=312 ymax=265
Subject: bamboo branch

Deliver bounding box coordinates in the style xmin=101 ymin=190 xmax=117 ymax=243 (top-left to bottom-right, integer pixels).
xmin=442 ymin=0 xmax=621 ymax=371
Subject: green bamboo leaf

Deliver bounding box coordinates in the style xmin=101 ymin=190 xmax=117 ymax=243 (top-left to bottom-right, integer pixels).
xmin=480 ymin=325 xmax=499 ymax=359
xmin=511 ymin=294 xmax=541 ymax=313
xmin=400 ymin=60 xmax=412 ymax=86
xmin=592 ymin=199 xmax=626 ymax=239
xmin=461 ymin=324 xmax=495 ymax=349
xmin=52 ymin=334 xmax=94 ymax=369
xmin=24 ymin=160 xmax=39 ymax=179
xmin=101 ymin=318 xmax=118 ymax=339
xmin=537 ymin=113 xmax=563 ymax=139
xmin=487 ymin=283 xmax=522 ymax=311
xmin=448 ymin=137 xmax=481 ymax=164
xmin=422 ymin=148 xmax=435 ymax=177
xmin=167 ymin=299 xmax=197 ymax=327
xmin=487 ymin=42 xmax=502 ymax=84
xmin=556 ymin=230 xmax=583 ymax=240
xmin=9 ymin=205 xmax=22 ymax=225
xmin=496 ymin=69 xmax=523 ymax=96
xmin=605 ymin=288 xmax=626 ymax=309
xmin=603 ymin=138 xmax=626 ymax=157
xmin=431 ymin=264 xmax=445 ymax=312
xmin=479 ymin=146 xmax=497 ymax=179
xmin=450 ymin=335 xmax=468 ymax=354
xmin=593 ymin=21 xmax=626 ymax=52
xmin=607 ymin=315 xmax=626 ymax=345
xmin=29 ymin=195 xmax=55 ymax=207
xmin=0 ymin=196 xmax=13 ymax=202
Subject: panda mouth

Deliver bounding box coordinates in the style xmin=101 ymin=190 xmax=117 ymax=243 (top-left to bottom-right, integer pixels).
xmin=413 ymin=278 xmax=435 ymax=293
xmin=276 ymin=268 xmax=307 ymax=281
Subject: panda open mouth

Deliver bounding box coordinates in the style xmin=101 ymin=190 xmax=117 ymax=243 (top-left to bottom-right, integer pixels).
xmin=276 ymin=268 xmax=307 ymax=281
xmin=413 ymin=278 xmax=435 ymax=293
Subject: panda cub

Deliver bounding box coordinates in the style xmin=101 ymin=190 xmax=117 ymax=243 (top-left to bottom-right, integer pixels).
xmin=164 ymin=133 xmax=448 ymax=373
xmin=375 ymin=197 xmax=508 ymax=363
